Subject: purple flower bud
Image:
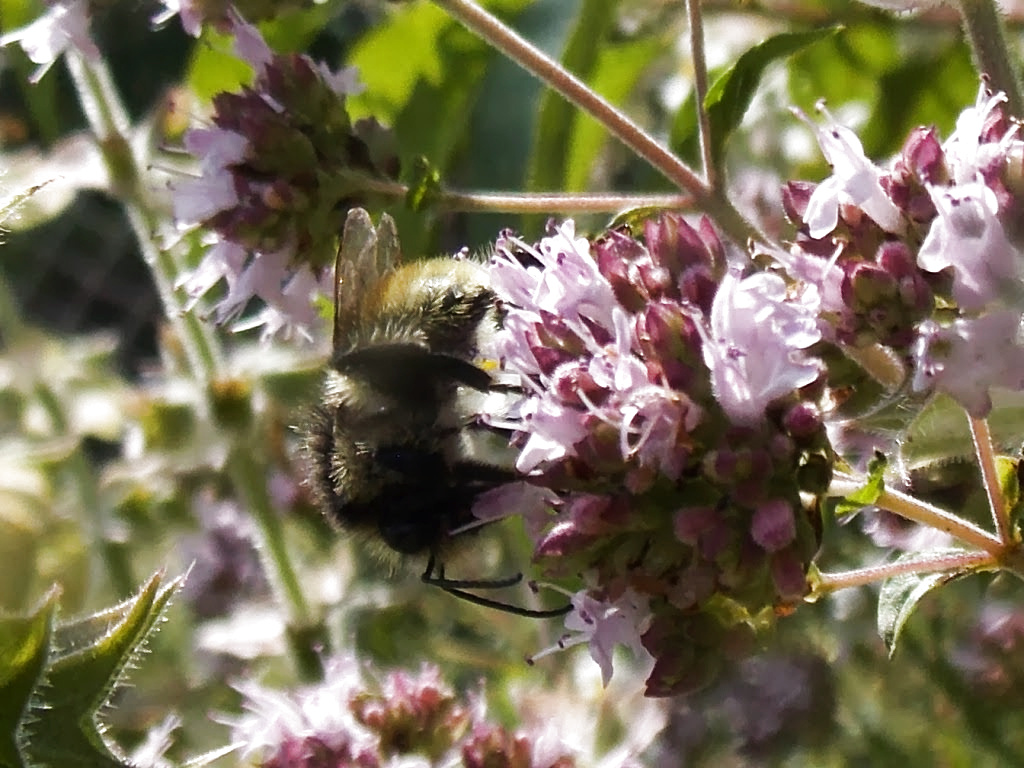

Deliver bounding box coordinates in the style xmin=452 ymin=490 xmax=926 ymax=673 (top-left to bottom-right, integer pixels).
xmin=782 ymin=181 xmax=816 ymax=223
xmin=751 ymin=499 xmax=796 ymax=553
xmin=841 ymin=263 xmax=894 ymax=319
xmin=677 ymin=263 xmax=719 ymax=315
xmin=781 ymin=402 xmax=822 ymax=441
xmin=901 ymin=126 xmax=946 ymax=184
xmin=461 ymin=725 xmax=534 ymax=768
xmin=595 ymin=230 xmax=655 ymax=310
xmin=673 ymin=505 xmax=720 ymax=545
xmin=698 ymin=517 xmax=734 ymax=560
xmin=636 ymin=303 xmax=704 ymax=392
xmin=875 ymin=240 xmax=914 ymax=277
xmin=770 ymin=547 xmax=809 ymax=599
xmin=565 ymin=494 xmax=620 ymax=534
xmin=535 ymin=521 xmax=596 ymax=559
xmin=644 ymin=213 xmax=723 ymax=280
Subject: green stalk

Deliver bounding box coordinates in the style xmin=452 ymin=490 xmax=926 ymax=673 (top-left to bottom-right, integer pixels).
xmin=350 ymin=172 xmax=695 ymax=213
xmin=65 ymin=52 xmax=222 ymax=381
xmin=813 ymin=550 xmax=994 ymax=596
xmin=831 ymin=472 xmax=1004 ymax=555
xmin=957 ymin=0 xmax=1024 ymax=115
xmin=63 ymin=51 xmax=325 ymax=678
xmin=968 ymin=415 xmax=1013 ymax=546
xmin=226 ymin=449 xmax=326 ymax=681
xmin=686 ymin=0 xmax=716 ymax=188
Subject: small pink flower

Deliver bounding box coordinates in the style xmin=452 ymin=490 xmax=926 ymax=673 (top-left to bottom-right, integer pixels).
xmin=943 ymin=85 xmax=1017 ymax=184
xmin=514 ymin=398 xmax=589 ymax=473
xmin=703 ymin=271 xmax=822 ymax=424
xmin=917 ymin=183 xmax=1019 ymax=311
xmin=912 ymin=311 xmax=1024 ymax=417
xmin=177 ymin=239 xmax=246 ymax=310
xmin=0 ymin=0 xmax=99 ymax=83
xmin=533 ymin=589 xmax=654 ymax=687
xmin=472 ymin=482 xmax=558 ymax=542
xmin=228 ymin=9 xmax=274 ymax=72
xmin=172 ymin=173 xmax=240 ymax=224
xmin=798 ymin=103 xmax=904 ymax=238
xmin=230 ymin=656 xmax=376 ymax=764
xmin=152 ymin=0 xmax=203 ymax=37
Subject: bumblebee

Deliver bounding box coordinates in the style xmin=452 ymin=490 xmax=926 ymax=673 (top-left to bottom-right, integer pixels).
xmin=304 ymin=209 xmax=567 ymax=617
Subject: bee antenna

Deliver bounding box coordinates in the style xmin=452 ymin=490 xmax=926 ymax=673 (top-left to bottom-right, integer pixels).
xmin=422 ymin=555 xmax=572 ymax=619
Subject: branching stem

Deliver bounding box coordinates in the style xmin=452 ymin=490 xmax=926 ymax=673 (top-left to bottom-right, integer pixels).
xmin=353 ymin=173 xmax=694 ymax=213
xmin=814 ymin=550 xmax=995 ymax=595
xmin=430 ymin=0 xmax=767 ymax=248
xmin=969 ymin=415 xmax=1013 ymax=546
xmin=686 ymin=0 xmax=716 ymax=188
xmin=831 ymin=472 xmax=1004 ymax=555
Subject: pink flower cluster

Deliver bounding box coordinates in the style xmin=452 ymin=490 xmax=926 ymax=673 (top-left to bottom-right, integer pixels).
xmin=482 ymin=214 xmax=831 ymax=696
xmin=788 ymin=87 xmax=1024 ymax=416
xmin=173 ymin=14 xmax=393 ymax=340
xmin=231 ymin=658 xmax=578 ymax=768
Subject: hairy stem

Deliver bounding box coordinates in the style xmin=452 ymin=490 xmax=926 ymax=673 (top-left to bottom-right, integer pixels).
xmin=226 ymin=450 xmax=326 ymax=681
xmin=686 ymin=0 xmax=716 ymax=188
xmin=831 ymin=472 xmax=1004 ymax=555
xmin=957 ymin=0 xmax=1024 ymax=115
xmin=65 ymin=50 xmax=325 ymax=679
xmin=65 ymin=52 xmax=224 ymax=382
xmin=815 ymin=550 xmax=995 ymax=594
xmin=969 ymin=415 xmax=1013 ymax=545
xmin=353 ymin=173 xmax=694 ymax=213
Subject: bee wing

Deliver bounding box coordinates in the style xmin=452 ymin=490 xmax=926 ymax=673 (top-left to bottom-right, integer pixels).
xmin=375 ymin=212 xmax=401 ymax=272
xmin=334 ymin=209 xmax=402 ymax=351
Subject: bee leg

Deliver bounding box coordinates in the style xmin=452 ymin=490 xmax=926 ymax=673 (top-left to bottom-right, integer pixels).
xmin=426 ymin=555 xmax=523 ymax=589
xmin=484 ymin=381 xmax=522 ymax=395
xmin=422 ymin=555 xmax=572 ymax=619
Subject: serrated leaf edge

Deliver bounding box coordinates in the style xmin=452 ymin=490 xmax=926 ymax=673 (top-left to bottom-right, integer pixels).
xmin=5 ymin=587 xmax=61 ymax=768
xmin=877 ymin=549 xmax=988 ymax=657
xmin=19 ymin=572 xmax=185 ymax=768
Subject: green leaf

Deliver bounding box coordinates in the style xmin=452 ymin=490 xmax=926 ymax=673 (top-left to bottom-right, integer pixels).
xmin=405 ymin=157 xmax=443 ymax=213
xmin=563 ymin=35 xmax=662 ymax=193
xmin=346 ymin=1 xmax=492 ymax=255
xmin=787 ymin=21 xmax=899 ymax=117
xmin=901 ymin=391 xmax=1024 ymax=477
xmin=858 ymin=42 xmax=975 ymax=158
xmin=528 ymin=0 xmax=616 ymax=193
xmin=830 ymin=452 xmax=886 ymax=517
xmin=680 ymin=27 xmax=841 ymax=172
xmin=185 ymin=8 xmax=332 ymax=103
xmin=0 ymin=588 xmax=58 ymax=768
xmin=21 ymin=572 xmax=183 ymax=768
xmin=877 ymin=550 xmax=978 ymax=657
xmin=185 ymin=27 xmax=253 ymax=104
xmin=347 ymin=2 xmax=463 ymax=124
xmin=606 ymin=205 xmax=669 ymax=234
